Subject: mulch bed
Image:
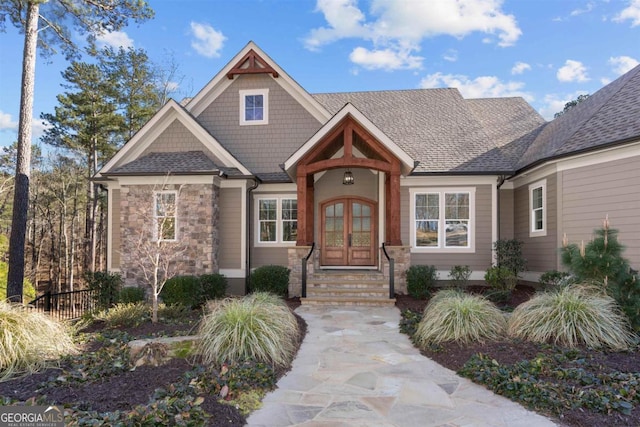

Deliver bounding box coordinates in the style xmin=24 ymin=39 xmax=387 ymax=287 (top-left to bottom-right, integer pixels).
xmin=0 ymin=307 xmax=308 ymax=427
xmin=395 ymin=285 xmax=640 ymax=427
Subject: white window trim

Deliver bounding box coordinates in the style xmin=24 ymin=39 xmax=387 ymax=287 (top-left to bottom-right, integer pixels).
xmin=240 ymin=88 xmax=269 ymax=125
xmin=153 ymin=190 xmax=178 ymax=242
xmin=529 ymin=180 xmax=547 ymax=237
xmin=409 ymin=187 xmax=475 ymax=253
xmin=254 ymin=195 xmax=297 ymax=247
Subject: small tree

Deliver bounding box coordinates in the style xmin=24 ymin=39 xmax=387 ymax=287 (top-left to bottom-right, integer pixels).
xmin=129 ymin=184 xmax=186 ymax=323
xmin=494 ymin=239 xmax=526 ymax=278
xmin=561 ymin=216 xmax=640 ymax=331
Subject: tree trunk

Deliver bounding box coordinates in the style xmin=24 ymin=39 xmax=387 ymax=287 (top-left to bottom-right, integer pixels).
xmin=7 ymin=2 xmax=39 ymax=303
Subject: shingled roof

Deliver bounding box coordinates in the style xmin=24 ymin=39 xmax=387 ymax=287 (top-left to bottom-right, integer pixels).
xmin=517 ymin=64 xmax=640 ymax=171
xmin=312 ymin=89 xmax=544 ymax=173
xmin=106 ymin=151 xmax=222 ymax=175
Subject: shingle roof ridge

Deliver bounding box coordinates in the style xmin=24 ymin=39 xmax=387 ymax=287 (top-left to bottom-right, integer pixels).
xmin=312 ymin=87 xmax=460 ymax=96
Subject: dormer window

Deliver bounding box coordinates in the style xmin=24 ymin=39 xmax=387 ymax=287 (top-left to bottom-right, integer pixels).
xmin=240 ymin=89 xmax=269 ymax=125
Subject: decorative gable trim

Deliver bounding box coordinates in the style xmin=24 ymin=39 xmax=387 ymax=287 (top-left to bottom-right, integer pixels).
xmin=96 ymin=99 xmax=251 ymax=177
xmin=227 ymin=49 xmax=279 ymax=79
xmin=186 ymin=41 xmax=331 ymax=123
xmin=283 ymin=103 xmax=415 ymax=178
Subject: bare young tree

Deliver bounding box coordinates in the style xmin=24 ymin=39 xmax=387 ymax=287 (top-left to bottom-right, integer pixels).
xmin=127 ymin=183 xmax=185 ymax=323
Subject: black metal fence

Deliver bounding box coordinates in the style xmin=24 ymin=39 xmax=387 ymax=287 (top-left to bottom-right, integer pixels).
xmin=29 ymin=289 xmax=97 ymax=320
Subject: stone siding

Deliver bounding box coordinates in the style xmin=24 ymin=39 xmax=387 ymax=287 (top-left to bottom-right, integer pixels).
xmin=119 ymin=183 xmax=219 ymax=287
xmin=288 ymin=246 xmax=315 ymax=297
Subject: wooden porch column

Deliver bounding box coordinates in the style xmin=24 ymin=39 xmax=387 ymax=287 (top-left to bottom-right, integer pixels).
xmin=296 ymin=166 xmax=314 ymax=245
xmin=386 ymin=166 xmax=402 ymax=245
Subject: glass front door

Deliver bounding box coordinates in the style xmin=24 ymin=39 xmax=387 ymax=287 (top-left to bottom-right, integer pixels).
xmin=321 ymin=198 xmax=376 ymax=266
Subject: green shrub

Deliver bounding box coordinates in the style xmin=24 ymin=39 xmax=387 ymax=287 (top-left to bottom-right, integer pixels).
xmin=414 ymin=289 xmax=506 ymax=346
xmin=561 ymin=219 xmax=640 ymax=332
xmin=484 ymin=265 xmax=517 ymax=303
xmin=494 ymin=239 xmax=526 ymax=277
xmin=449 ymin=265 xmax=472 ymax=289
xmin=196 ymin=292 xmax=299 ymax=368
xmin=93 ymin=302 xmax=149 ymax=328
xmin=161 ymin=276 xmax=201 ymax=308
xmin=249 ymin=265 xmax=290 ymax=298
xmin=199 ymin=273 xmax=227 ymax=301
xmin=406 ymin=265 xmax=438 ymax=299
xmin=85 ymin=271 xmax=123 ymax=309
xmin=0 ymin=301 xmax=77 ymax=381
xmin=508 ymin=284 xmax=634 ymax=350
xmin=118 ymin=286 xmax=145 ymax=304
xmin=539 ymin=270 xmax=571 ymax=289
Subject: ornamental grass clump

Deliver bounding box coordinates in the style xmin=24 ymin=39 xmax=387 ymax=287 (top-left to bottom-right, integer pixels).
xmin=507 ymin=284 xmax=635 ymax=350
xmin=0 ymin=301 xmax=77 ymax=381
xmin=414 ymin=289 xmax=506 ymax=346
xmin=92 ymin=302 xmax=149 ymax=328
xmin=196 ymin=292 xmax=299 ymax=368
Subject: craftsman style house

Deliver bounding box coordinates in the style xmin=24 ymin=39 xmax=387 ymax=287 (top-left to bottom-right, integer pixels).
xmin=95 ymin=42 xmax=640 ymax=304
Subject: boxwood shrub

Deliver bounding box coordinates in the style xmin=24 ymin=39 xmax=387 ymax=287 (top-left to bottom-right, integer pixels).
xmin=250 ymin=265 xmax=290 ymax=297
xmin=199 ymin=273 xmax=228 ymax=301
xmin=406 ymin=265 xmax=438 ymax=299
xmin=160 ymin=274 xmax=228 ymax=308
xmin=118 ymin=286 xmax=145 ymax=304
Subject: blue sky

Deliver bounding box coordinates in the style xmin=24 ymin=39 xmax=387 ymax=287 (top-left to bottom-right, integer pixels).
xmin=0 ymin=0 xmax=639 ymax=148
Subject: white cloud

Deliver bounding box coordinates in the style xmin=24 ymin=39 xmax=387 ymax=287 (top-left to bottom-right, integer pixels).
xmin=538 ymin=92 xmax=589 ymax=120
xmin=305 ymin=0 xmax=369 ymax=51
xmin=349 ymin=46 xmax=422 ymax=70
xmin=305 ymin=0 xmax=522 ymax=70
xmin=614 ymin=0 xmax=640 ymax=26
xmin=165 ymin=81 xmax=180 ymax=92
xmin=570 ymin=2 xmax=594 ymax=16
xmin=95 ymin=31 xmax=134 ymax=49
xmin=609 ymin=55 xmax=639 ymax=75
xmin=557 ymin=60 xmax=589 ymax=82
xmin=32 ymin=118 xmax=51 ymax=139
xmin=190 ymin=22 xmax=226 ymax=58
xmin=511 ymin=61 xmax=531 ymax=75
xmin=0 ymin=111 xmax=18 ymax=132
xmin=0 ymin=112 xmax=50 ymax=143
xmin=419 ymin=72 xmax=532 ymax=101
xmin=443 ymin=49 xmax=458 ymax=62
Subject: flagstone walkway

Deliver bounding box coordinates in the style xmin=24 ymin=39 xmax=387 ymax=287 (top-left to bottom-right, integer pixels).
xmin=246 ymin=305 xmax=558 ymax=427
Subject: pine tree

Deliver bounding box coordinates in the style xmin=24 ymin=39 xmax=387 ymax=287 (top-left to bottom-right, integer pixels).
xmin=561 ymin=216 xmax=640 ymax=332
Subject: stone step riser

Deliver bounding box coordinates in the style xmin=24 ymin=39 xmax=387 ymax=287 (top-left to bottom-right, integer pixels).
xmin=301 ymin=299 xmax=396 ymax=307
xmin=308 ymin=292 xmax=388 ymax=298
xmin=307 ymin=283 xmax=388 ymax=289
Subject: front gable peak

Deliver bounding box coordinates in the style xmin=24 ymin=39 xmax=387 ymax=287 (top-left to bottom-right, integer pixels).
xmin=226 ymin=49 xmax=279 ymax=79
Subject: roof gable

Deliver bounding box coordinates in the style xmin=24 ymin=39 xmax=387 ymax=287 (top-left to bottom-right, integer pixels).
xmin=284 ymin=103 xmax=415 ymax=177
xmin=186 ymin=41 xmax=331 ymax=123
xmin=96 ymin=99 xmax=251 ymax=177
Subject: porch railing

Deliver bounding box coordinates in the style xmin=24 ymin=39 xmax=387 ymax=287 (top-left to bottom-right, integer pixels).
xmin=29 ymin=289 xmax=97 ymax=320
xmin=382 ymin=243 xmax=395 ymax=299
xmin=301 ymin=242 xmax=315 ymax=298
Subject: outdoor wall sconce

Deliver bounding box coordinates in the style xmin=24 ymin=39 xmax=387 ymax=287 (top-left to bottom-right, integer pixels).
xmin=343 ymin=169 xmax=355 ymax=185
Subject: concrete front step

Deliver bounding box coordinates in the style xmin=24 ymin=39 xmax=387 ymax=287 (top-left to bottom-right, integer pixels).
xmin=301 ymin=296 xmax=396 ymax=307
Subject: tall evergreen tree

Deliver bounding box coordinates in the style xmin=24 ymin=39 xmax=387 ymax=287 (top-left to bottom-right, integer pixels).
xmin=0 ymin=0 xmax=153 ymax=302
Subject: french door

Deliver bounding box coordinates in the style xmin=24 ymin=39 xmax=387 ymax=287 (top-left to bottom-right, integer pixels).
xmin=321 ymin=197 xmax=376 ymax=266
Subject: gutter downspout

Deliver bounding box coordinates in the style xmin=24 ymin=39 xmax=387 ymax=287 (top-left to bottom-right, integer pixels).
xmin=496 ymin=174 xmax=508 ymax=244
xmin=245 ymin=178 xmax=259 ymax=294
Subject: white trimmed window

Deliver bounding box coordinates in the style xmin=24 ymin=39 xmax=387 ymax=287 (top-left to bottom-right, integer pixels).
xmin=410 ymin=188 xmax=475 ymax=252
xmin=256 ymin=197 xmax=297 ymax=244
xmin=154 ymin=191 xmax=177 ymax=241
xmin=240 ymin=89 xmax=269 ymax=125
xmin=529 ymin=180 xmax=546 ymax=237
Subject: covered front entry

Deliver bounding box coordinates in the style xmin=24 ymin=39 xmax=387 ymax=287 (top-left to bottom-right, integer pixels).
xmin=321 ymin=197 xmax=376 ymax=266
